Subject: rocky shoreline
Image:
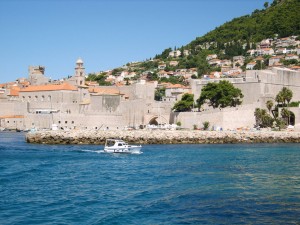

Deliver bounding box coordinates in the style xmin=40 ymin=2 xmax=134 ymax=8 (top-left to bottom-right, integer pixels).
xmin=25 ymin=130 xmax=300 ymax=144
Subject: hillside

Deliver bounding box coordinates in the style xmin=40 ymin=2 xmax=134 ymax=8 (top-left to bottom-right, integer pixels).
xmin=87 ymin=0 xmax=300 ymax=85
xmin=187 ymin=0 xmax=300 ymax=49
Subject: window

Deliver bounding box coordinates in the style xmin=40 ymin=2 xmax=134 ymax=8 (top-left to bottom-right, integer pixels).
xmin=65 ymin=121 xmax=67 ymax=124
xmin=71 ymin=121 xmax=74 ymax=124
xmin=58 ymin=121 xmax=61 ymax=124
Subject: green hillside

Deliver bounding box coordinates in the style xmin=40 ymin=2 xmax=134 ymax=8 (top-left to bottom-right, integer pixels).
xmin=151 ymin=0 xmax=300 ymax=77
xmin=188 ymin=0 xmax=300 ymax=49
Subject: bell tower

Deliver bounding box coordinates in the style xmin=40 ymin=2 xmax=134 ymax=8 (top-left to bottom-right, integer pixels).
xmin=75 ymin=58 xmax=85 ymax=86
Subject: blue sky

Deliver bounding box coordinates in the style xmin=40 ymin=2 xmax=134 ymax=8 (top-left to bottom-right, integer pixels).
xmin=0 ymin=0 xmax=270 ymax=83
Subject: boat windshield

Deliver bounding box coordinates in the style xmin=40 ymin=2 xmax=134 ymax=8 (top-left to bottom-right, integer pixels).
xmin=106 ymin=140 xmax=116 ymax=147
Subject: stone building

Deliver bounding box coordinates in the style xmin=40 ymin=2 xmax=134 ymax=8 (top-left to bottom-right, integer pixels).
xmin=1 ymin=58 xmax=299 ymax=131
xmin=28 ymin=66 xmax=49 ymax=85
xmin=179 ymin=67 xmax=300 ymax=130
xmin=0 ymin=58 xmax=171 ymax=131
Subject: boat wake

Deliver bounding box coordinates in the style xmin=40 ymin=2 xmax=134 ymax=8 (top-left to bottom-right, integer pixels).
xmin=79 ymin=149 xmax=143 ymax=155
xmin=80 ymin=149 xmax=105 ymax=154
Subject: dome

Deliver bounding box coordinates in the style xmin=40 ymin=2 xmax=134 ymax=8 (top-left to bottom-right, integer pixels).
xmin=76 ymin=58 xmax=83 ymax=64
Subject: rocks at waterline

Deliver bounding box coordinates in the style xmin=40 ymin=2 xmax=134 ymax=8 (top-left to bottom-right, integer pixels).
xmin=25 ymin=130 xmax=300 ymax=144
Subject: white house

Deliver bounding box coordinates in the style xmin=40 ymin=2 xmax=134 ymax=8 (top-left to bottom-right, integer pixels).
xmin=246 ymin=62 xmax=256 ymax=70
xmin=169 ymin=50 xmax=181 ymax=58
xmin=206 ymin=54 xmax=218 ymax=61
xmin=208 ymin=59 xmax=221 ymax=66
xmin=269 ymin=55 xmax=284 ymax=66
xmin=158 ymin=64 xmax=167 ymax=70
xmin=261 ymin=48 xmax=274 ymax=55
xmin=285 ymin=54 xmax=299 ymax=61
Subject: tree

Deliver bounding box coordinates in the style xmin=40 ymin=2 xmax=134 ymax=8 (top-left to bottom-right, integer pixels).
xmin=172 ymin=93 xmax=194 ymax=112
xmin=275 ymin=92 xmax=284 ymax=106
xmin=197 ymin=80 xmax=243 ymax=109
xmin=281 ymin=108 xmax=290 ymax=125
xmin=254 ymin=108 xmax=263 ymax=126
xmin=203 ymin=121 xmax=210 ymax=130
xmin=254 ymin=108 xmax=274 ymax=127
xmin=281 ymin=87 xmax=293 ymax=106
xmin=154 ymin=87 xmax=165 ymax=101
xmin=264 ymin=2 xmax=269 ymax=9
xmin=266 ymin=100 xmax=274 ymax=114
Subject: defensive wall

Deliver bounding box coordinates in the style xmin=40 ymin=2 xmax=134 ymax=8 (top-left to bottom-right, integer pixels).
xmin=171 ymin=104 xmax=258 ymax=130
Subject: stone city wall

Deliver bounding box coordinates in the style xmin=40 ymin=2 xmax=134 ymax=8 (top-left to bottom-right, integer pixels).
xmin=171 ymin=105 xmax=257 ymax=130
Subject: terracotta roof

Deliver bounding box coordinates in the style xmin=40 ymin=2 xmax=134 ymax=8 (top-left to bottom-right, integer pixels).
xmin=291 ymin=66 xmax=300 ymax=69
xmin=88 ymin=87 xmax=121 ymax=95
xmin=271 ymin=55 xmax=284 ymax=59
xmin=165 ymin=84 xmax=190 ymax=89
xmin=19 ymin=83 xmax=77 ymax=92
xmin=286 ymin=54 xmax=298 ymax=57
xmin=8 ymin=86 xmax=20 ymax=96
xmin=0 ymin=115 xmax=24 ymax=119
xmin=86 ymin=81 xmax=98 ymax=86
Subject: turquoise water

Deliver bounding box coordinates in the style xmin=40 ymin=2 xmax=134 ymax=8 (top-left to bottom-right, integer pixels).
xmin=1 ymin=132 xmax=300 ymax=224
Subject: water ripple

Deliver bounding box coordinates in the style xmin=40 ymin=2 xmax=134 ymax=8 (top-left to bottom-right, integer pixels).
xmin=1 ymin=133 xmax=300 ymax=224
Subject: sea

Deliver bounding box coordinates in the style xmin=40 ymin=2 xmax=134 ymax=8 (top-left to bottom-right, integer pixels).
xmin=1 ymin=132 xmax=300 ymax=225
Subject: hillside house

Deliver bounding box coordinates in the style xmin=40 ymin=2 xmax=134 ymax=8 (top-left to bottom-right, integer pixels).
xmin=223 ymin=68 xmax=242 ymax=76
xmin=208 ymin=59 xmax=221 ymax=66
xmin=285 ymin=54 xmax=299 ymax=61
xmin=258 ymin=39 xmax=272 ymax=49
xmin=158 ymin=64 xmax=167 ymax=70
xmin=219 ymin=59 xmax=232 ymax=66
xmin=158 ymin=70 xmax=169 ymax=79
xmin=163 ymin=84 xmax=191 ymax=102
xmin=291 ymin=66 xmax=300 ymax=71
xmin=169 ymin=61 xmax=179 ymax=67
xmin=274 ymin=36 xmax=300 ymax=48
xmin=261 ymin=48 xmax=274 ymax=55
xmin=276 ymin=48 xmax=288 ymax=54
xmin=269 ymin=55 xmax=284 ymax=66
xmin=183 ymin=50 xmax=190 ymax=56
xmin=206 ymin=54 xmax=218 ymax=61
xmin=233 ymin=56 xmax=245 ymax=62
xmin=168 ymin=50 xmax=181 ymax=58
xmin=246 ymin=62 xmax=256 ymax=70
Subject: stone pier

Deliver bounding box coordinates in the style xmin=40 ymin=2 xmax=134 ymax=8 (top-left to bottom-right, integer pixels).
xmin=25 ymin=130 xmax=300 ymax=144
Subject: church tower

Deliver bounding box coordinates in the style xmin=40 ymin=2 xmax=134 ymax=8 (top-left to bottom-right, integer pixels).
xmin=74 ymin=58 xmax=85 ymax=86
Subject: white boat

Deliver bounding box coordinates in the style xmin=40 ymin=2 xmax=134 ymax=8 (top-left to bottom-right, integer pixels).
xmin=104 ymin=139 xmax=142 ymax=154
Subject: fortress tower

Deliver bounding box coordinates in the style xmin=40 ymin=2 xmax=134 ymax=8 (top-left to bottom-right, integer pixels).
xmin=28 ymin=65 xmax=49 ymax=85
xmin=67 ymin=58 xmax=86 ymax=87
xmin=74 ymin=58 xmax=86 ymax=86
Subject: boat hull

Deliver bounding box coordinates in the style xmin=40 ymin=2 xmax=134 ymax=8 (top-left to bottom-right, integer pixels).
xmin=104 ymin=146 xmax=142 ymax=154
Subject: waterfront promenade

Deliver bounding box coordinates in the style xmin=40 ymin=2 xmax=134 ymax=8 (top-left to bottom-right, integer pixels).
xmin=26 ymin=129 xmax=300 ymax=144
